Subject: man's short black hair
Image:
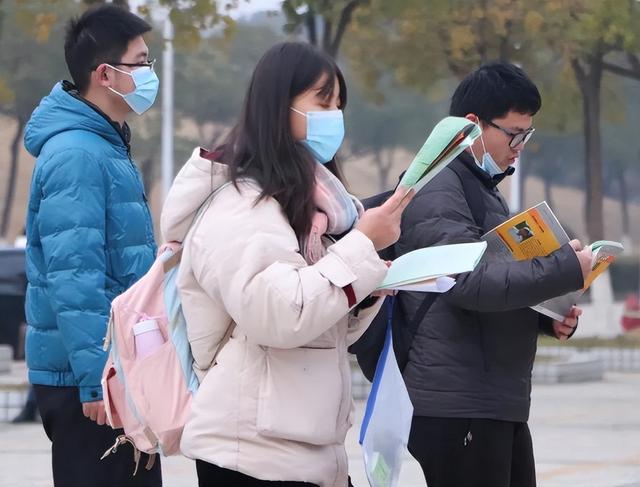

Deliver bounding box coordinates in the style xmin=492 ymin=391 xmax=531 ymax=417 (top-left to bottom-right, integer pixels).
xmin=64 ymin=5 xmax=151 ymax=93
xmin=449 ymin=62 xmax=542 ymax=121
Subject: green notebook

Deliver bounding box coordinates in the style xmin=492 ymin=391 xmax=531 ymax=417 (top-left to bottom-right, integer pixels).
xmin=399 ymin=116 xmax=481 ymax=193
xmin=378 ymin=241 xmax=487 ymax=290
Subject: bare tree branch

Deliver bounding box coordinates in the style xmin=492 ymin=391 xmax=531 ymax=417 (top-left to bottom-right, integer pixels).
xmin=305 ymin=6 xmax=317 ymax=46
xmin=628 ymin=52 xmax=640 ymax=73
xmin=328 ymin=0 xmax=363 ymax=57
xmin=323 ymin=18 xmax=333 ymax=53
xmin=602 ymin=61 xmax=640 ymax=80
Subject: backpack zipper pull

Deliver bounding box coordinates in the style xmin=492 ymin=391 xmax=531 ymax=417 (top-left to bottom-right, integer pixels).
xmin=132 ymin=447 xmax=142 ymax=476
xmin=100 ymin=434 xmax=127 ymax=460
xmin=464 ymin=430 xmax=473 ymax=447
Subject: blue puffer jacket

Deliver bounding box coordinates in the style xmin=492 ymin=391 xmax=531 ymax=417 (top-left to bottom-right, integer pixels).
xmin=24 ymin=81 xmax=156 ymax=402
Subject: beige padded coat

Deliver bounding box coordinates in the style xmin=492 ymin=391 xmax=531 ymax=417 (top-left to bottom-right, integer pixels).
xmin=161 ymin=148 xmax=387 ymax=486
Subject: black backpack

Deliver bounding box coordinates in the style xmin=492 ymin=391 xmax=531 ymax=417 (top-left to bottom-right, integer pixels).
xmin=348 ymin=161 xmax=488 ymax=381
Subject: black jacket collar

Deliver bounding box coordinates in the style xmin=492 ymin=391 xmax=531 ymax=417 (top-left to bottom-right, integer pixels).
xmin=456 ymin=151 xmax=515 ymax=189
xmin=62 ymin=80 xmax=131 ymax=153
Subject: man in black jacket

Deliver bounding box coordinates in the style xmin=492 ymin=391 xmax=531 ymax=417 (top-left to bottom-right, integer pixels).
xmin=397 ymin=62 xmax=593 ymax=487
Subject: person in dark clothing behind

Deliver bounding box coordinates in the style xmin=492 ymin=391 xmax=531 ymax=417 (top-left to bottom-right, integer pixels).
xmin=396 ymin=62 xmax=594 ymax=487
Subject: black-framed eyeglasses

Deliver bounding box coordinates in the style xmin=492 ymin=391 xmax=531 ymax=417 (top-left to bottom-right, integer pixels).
xmin=485 ymin=119 xmax=535 ymax=148
xmin=93 ymin=58 xmax=156 ymax=71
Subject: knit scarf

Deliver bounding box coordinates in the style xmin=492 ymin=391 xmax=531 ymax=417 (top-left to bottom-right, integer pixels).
xmin=301 ymin=163 xmax=362 ymax=264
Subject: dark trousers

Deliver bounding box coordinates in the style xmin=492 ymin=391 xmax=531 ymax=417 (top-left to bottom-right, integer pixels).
xmin=33 ymin=385 xmax=162 ymax=487
xmin=196 ymin=460 xmax=320 ymax=487
xmin=408 ymin=416 xmax=536 ymax=487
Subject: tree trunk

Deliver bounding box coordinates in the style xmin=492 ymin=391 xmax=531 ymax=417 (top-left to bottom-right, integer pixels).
xmin=326 ymin=0 xmax=362 ymax=58
xmin=617 ymin=168 xmax=630 ymax=237
xmin=476 ymin=0 xmax=489 ymax=64
xmin=305 ymin=8 xmax=317 ymax=46
xmin=1 ymin=117 xmax=25 ymax=239
xmin=322 ymin=18 xmax=333 ymax=54
xmin=572 ymin=55 xmax=604 ymax=241
xmin=374 ymin=149 xmax=393 ymax=192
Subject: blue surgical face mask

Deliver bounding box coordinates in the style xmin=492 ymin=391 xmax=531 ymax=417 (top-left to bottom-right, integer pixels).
xmin=107 ymin=65 xmax=159 ymax=115
xmin=291 ymin=107 xmax=345 ymax=164
xmin=471 ymin=125 xmax=504 ymax=177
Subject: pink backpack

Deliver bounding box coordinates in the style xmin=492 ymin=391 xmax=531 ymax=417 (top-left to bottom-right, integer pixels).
xmin=100 ymin=180 xmax=233 ymax=474
xmin=100 ymin=241 xmax=214 ymax=473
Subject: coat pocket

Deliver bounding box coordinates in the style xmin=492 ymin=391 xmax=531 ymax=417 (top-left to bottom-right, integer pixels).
xmin=256 ymin=347 xmax=342 ymax=445
xmin=102 ymin=364 xmax=124 ymax=429
xmin=128 ymin=340 xmax=193 ymax=455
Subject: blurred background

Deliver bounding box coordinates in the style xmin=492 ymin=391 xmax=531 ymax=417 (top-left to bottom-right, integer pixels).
xmin=1 ymin=0 xmax=639 ymax=341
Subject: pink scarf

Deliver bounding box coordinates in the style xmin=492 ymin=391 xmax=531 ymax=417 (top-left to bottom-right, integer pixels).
xmin=301 ymin=164 xmax=362 ymax=264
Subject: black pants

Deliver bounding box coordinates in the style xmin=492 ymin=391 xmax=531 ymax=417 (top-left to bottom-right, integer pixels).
xmin=408 ymin=416 xmax=536 ymax=487
xmin=34 ymin=385 xmax=162 ymax=487
xmin=196 ymin=460 xmax=320 ymax=487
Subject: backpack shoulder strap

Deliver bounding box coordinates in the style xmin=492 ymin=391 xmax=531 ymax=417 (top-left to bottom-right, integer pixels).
xmin=393 ymin=161 xmax=487 ymax=370
xmin=449 ymin=161 xmax=487 ymax=228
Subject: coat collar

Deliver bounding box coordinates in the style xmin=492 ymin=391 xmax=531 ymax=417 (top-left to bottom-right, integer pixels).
xmin=456 ymin=151 xmax=515 ymax=189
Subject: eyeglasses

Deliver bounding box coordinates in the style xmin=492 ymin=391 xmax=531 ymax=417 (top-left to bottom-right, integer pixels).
xmin=485 ymin=120 xmax=535 ymax=148
xmin=93 ymin=58 xmax=156 ymax=71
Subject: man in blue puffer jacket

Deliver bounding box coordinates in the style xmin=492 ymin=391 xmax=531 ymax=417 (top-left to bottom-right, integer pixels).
xmin=24 ymin=5 xmax=159 ymax=486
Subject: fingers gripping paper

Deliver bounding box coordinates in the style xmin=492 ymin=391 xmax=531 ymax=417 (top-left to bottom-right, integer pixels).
xmin=377 ymin=242 xmax=487 ymax=291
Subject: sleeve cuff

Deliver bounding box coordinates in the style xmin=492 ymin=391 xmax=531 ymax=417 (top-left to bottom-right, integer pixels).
xmin=538 ymin=313 xmax=557 ymax=338
xmin=79 ymin=385 xmax=103 ymax=403
xmin=315 ymin=229 xmax=388 ymax=303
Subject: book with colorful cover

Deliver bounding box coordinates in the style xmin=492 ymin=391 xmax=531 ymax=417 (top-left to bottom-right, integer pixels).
xmin=481 ymin=201 xmax=624 ymax=321
xmin=531 ymin=240 xmax=625 ymax=321
xmin=398 ymin=116 xmax=481 ymax=195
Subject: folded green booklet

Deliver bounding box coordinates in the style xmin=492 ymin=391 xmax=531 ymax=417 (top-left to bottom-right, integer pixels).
xmin=378 ymin=241 xmax=487 ymax=290
xmin=399 ymin=116 xmax=481 ymax=193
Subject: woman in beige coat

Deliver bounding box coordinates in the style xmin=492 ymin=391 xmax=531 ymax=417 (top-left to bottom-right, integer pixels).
xmin=161 ymin=42 xmax=413 ymax=487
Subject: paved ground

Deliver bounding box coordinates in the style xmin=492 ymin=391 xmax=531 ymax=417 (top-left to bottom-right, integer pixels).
xmin=1 ymin=372 xmax=639 ymax=487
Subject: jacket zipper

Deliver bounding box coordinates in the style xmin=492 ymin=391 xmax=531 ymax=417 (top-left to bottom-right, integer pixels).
xmin=127 ymin=157 xmax=154 ymax=240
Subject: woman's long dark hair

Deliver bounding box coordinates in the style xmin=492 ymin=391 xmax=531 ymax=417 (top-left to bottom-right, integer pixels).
xmin=221 ymin=42 xmax=347 ymax=241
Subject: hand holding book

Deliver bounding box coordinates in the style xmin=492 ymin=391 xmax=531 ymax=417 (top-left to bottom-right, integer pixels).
xmin=569 ymin=239 xmax=594 ymax=284
xmin=552 ymin=305 xmax=582 ymax=340
xmin=357 ymin=186 xmax=415 ymax=251
xmin=481 ymin=201 xmax=625 ymax=321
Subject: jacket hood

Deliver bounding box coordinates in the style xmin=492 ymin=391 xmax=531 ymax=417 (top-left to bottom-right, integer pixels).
xmin=161 ymin=147 xmax=230 ymax=243
xmin=24 ymin=81 xmax=129 ymax=157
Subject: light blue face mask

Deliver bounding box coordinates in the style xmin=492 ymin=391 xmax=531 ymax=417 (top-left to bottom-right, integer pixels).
xmin=291 ymin=107 xmax=345 ymax=164
xmin=472 ymin=127 xmax=505 ymax=177
xmin=107 ymin=65 xmax=159 ymax=115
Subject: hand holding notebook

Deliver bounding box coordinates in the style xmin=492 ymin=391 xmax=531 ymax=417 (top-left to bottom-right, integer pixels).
xmin=377 ymin=242 xmax=487 ymax=292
